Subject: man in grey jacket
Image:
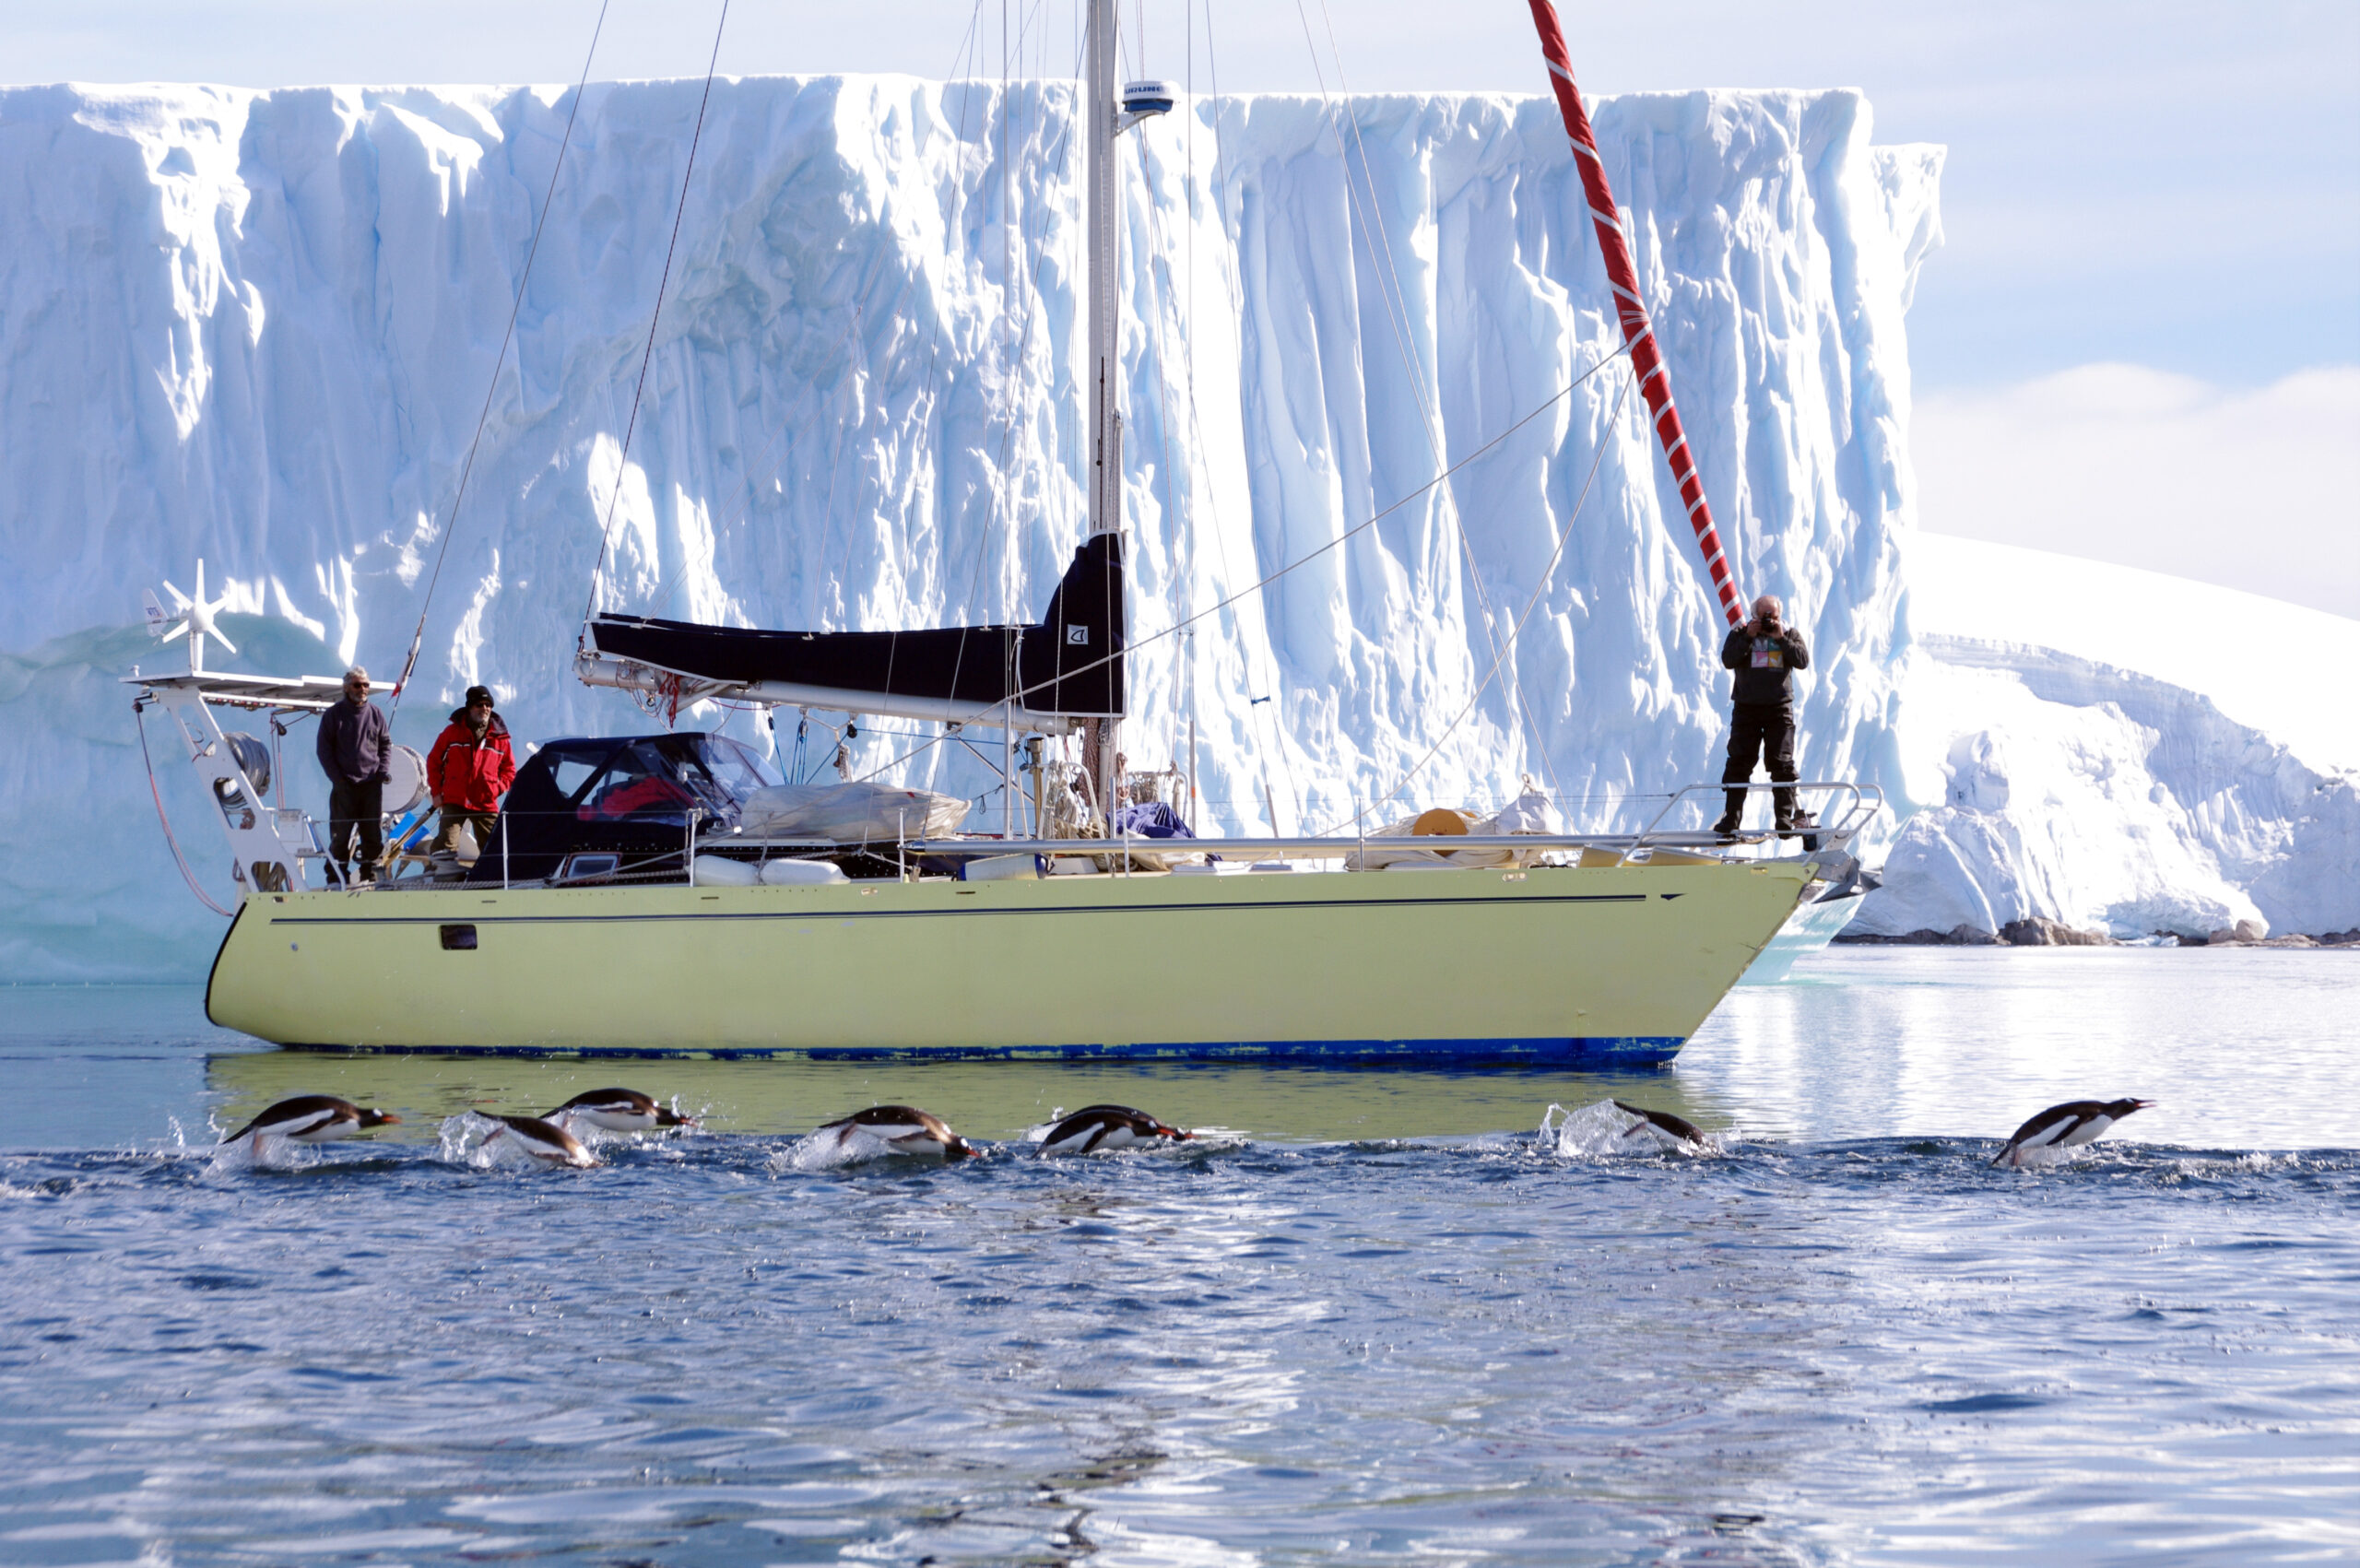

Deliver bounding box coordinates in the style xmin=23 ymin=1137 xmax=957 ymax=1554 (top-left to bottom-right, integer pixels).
xmin=1714 ymin=595 xmax=1810 ymax=836
xmin=316 ymin=666 xmax=391 ymax=882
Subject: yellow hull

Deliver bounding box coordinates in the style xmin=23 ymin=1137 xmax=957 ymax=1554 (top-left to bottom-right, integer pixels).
xmin=206 ymin=861 xmax=1811 ymax=1065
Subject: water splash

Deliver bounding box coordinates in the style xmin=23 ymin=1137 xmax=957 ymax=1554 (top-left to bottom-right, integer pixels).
xmin=1539 ymin=1100 xmax=1722 ymax=1160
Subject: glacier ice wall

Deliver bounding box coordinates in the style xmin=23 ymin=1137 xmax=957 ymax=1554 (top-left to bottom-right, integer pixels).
xmin=0 ymin=77 xmax=1941 ymax=979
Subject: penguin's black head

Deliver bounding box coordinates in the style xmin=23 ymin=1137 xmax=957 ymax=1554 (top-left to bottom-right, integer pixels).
xmin=943 ymin=1137 xmax=977 ymax=1161
xmin=2108 ymin=1099 xmax=2156 ymax=1118
xmin=359 ymin=1109 xmax=402 ymax=1129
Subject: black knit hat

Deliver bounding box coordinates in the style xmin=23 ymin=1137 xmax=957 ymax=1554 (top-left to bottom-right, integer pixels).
xmin=465 ymin=685 xmax=494 ymax=708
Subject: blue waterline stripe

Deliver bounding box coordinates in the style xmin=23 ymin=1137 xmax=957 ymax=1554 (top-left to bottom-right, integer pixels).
xmin=263 ymin=891 xmax=1658 ymax=928
xmin=268 ymin=1035 xmax=1687 ymax=1065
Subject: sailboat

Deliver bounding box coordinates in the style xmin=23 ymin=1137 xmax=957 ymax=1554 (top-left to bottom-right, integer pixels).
xmin=136 ymin=0 xmax=1876 ymax=1063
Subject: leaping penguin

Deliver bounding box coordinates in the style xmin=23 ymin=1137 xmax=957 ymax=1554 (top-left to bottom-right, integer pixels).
xmin=480 ymin=1114 xmax=598 ymax=1168
xmin=218 ymin=1095 xmax=400 ymax=1156
xmin=1612 ymin=1101 xmax=1710 ymax=1149
xmin=814 ymin=1105 xmax=974 ymax=1161
xmin=1991 ymin=1098 xmax=2154 ymax=1168
xmin=1037 ymin=1104 xmax=1193 ymax=1155
xmin=545 ymin=1088 xmax=692 ymax=1135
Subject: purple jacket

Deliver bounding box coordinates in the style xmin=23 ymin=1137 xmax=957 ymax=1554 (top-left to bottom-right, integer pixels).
xmin=315 ymin=696 xmax=390 ymax=785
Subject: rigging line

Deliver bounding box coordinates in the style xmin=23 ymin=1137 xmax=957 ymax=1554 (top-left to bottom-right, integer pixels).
xmin=1304 ymin=0 xmax=1557 ymax=807
xmin=835 ymin=0 xmax=1016 ymax=776
xmin=1296 ymin=0 xmax=1559 ymax=802
xmin=647 ymin=2 xmax=991 ymax=637
xmin=1178 ymin=1 xmax=1286 ymax=826
xmin=993 ymin=348 xmax=1626 ymax=719
xmin=1178 ymin=7 xmax=1304 ymax=826
xmin=1316 ymin=365 xmax=1634 ymax=836
xmin=620 ymin=352 xmax=1612 ymax=802
xmin=828 ymin=0 xmax=989 ymax=619
xmin=136 ymin=706 xmax=238 ymax=917
xmin=953 ymin=13 xmax=1080 ymax=646
xmin=1289 ymin=2 xmax=1489 ymax=813
xmin=847 ymin=354 xmax=1626 ymax=792
xmin=925 ymin=6 xmax=1086 ymax=796
xmin=1181 ymin=0 xmax=1196 ymax=782
xmin=1128 ymin=99 xmax=1191 ymax=762
xmin=581 ymin=0 xmax=734 ymax=632
xmin=389 ymin=0 xmax=615 ymax=713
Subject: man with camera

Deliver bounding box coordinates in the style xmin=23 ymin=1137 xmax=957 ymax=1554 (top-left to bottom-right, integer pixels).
xmin=1714 ymin=595 xmax=1811 ymax=837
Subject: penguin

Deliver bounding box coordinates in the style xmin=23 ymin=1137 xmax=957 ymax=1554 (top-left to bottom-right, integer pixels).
xmin=1612 ymin=1101 xmax=1709 ymax=1149
xmin=1990 ymin=1098 xmax=2154 ymax=1168
xmin=479 ymin=1113 xmax=598 ymax=1168
xmin=218 ymin=1095 xmax=400 ymax=1156
xmin=1037 ymin=1104 xmax=1193 ymax=1155
xmin=545 ymin=1088 xmax=692 ymax=1135
xmin=814 ymin=1105 xmax=974 ymax=1161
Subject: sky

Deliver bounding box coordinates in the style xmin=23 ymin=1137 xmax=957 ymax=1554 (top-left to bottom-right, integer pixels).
xmin=9 ymin=0 xmax=2358 ymax=614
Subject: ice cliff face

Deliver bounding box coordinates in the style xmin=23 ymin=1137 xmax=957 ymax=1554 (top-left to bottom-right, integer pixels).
xmin=0 ymin=76 xmax=1941 ymax=978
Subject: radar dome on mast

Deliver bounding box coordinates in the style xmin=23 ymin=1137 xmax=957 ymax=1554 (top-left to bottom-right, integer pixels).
xmin=1119 ymin=79 xmax=1176 ymax=125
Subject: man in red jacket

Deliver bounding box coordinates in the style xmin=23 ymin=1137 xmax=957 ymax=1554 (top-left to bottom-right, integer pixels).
xmin=427 ymin=685 xmax=516 ymax=858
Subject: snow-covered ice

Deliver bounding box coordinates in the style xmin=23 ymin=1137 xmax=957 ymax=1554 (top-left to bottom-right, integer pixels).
xmin=1853 ymin=533 xmax=2357 ymax=940
xmin=0 ymin=77 xmax=1937 ymax=978
xmin=0 ymin=73 xmax=2344 ymax=978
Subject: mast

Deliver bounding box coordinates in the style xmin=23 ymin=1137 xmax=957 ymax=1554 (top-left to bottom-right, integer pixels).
xmin=1079 ymin=3 xmax=1173 ymax=812
xmin=1085 ymin=0 xmax=1122 ymax=808
xmin=1087 ymin=0 xmax=1121 ymax=553
xmin=1522 ymin=0 xmax=1744 ymax=628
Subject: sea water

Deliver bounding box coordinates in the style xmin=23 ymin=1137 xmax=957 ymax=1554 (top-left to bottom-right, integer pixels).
xmin=1 ymin=949 xmax=2354 ymax=1565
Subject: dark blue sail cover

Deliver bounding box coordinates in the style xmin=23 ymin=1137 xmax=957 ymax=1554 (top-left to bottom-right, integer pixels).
xmin=586 ymin=534 xmax=1125 ymax=718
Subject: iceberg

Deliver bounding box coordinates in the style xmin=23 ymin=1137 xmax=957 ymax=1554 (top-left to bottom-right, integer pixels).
xmin=33 ymin=71 xmax=2353 ymax=973
xmin=0 ymin=77 xmax=1940 ymax=980
xmin=1852 ymin=534 xmax=2358 ymax=940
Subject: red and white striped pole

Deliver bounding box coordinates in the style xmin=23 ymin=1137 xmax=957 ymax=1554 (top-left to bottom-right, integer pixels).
xmin=1524 ymin=0 xmax=1743 ymax=628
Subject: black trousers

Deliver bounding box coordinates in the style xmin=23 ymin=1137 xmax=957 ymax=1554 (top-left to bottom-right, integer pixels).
xmin=1721 ymin=703 xmax=1798 ymax=825
xmin=328 ymin=778 xmax=384 ymax=881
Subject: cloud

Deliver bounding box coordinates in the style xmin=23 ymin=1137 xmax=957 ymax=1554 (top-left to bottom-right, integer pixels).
xmin=1910 ymin=364 xmax=2360 ymax=618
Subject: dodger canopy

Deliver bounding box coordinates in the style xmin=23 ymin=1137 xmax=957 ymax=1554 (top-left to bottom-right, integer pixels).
xmin=472 ymin=731 xmax=775 ymax=885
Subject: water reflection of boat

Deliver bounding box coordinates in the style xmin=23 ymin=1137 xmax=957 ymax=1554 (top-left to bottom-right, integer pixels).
xmin=135 ymin=0 xmax=1877 ymax=1065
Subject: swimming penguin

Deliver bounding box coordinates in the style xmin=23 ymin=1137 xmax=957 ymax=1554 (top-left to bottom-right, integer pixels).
xmin=1990 ymin=1098 xmax=2154 ymax=1168
xmin=218 ymin=1095 xmax=400 ymax=1156
xmin=814 ymin=1105 xmax=974 ymax=1161
xmin=1037 ymin=1104 xmax=1193 ymax=1155
xmin=545 ymin=1088 xmax=692 ymax=1134
xmin=1611 ymin=1101 xmax=1709 ymax=1149
xmin=480 ymin=1113 xmax=597 ymax=1168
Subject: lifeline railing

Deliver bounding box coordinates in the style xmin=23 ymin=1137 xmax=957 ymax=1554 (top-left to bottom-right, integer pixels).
xmin=190 ymin=778 xmax=1883 ymax=902
xmin=904 ymin=780 xmax=1883 ymax=867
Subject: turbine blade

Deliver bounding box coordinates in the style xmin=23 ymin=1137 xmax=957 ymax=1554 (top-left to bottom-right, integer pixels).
xmin=160 ymin=581 xmax=192 ymax=612
xmin=207 ymin=627 xmax=238 ymax=656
